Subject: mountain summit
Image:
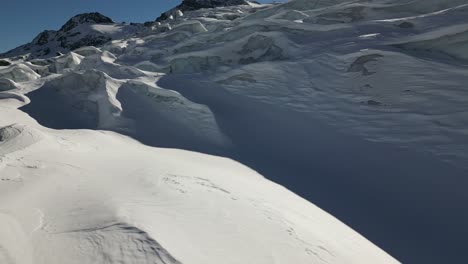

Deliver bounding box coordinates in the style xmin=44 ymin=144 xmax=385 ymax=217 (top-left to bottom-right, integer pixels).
xmin=156 ymin=0 xmax=253 ymax=21
xmin=178 ymin=0 xmax=251 ymax=11
xmin=1 ymin=0 xmax=255 ymax=59
xmin=1 ymin=12 xmax=139 ymax=59
xmin=59 ymin=12 xmax=114 ymax=32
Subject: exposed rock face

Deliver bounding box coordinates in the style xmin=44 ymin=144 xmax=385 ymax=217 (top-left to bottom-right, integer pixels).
xmin=179 ymin=0 xmax=250 ymax=11
xmin=0 ymin=60 xmax=11 ymax=66
xmin=397 ymin=21 xmax=414 ymax=29
xmin=157 ymin=0 xmax=251 ymax=21
xmin=34 ymin=31 xmax=54 ymax=46
xmin=0 ymin=12 xmax=121 ymax=60
xmin=59 ymin=12 xmax=114 ymax=32
xmin=347 ymin=54 xmax=383 ymax=76
xmin=55 ymin=13 xmax=114 ymax=49
xmin=62 ymin=35 xmax=111 ymax=50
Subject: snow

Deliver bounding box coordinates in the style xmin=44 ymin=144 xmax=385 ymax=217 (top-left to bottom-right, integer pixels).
xmin=172 ymin=20 xmax=208 ymax=34
xmin=0 ymin=15 xmax=142 ymax=60
xmin=0 ymin=78 xmax=17 ymax=91
xmin=1 ymin=0 xmax=468 ymax=263
xmin=49 ymin=52 xmax=84 ymax=73
xmin=391 ymin=23 xmax=468 ymax=59
xmin=0 ymin=64 xmax=41 ymax=82
xmin=0 ymin=95 xmax=397 ymax=264
xmin=73 ymin=46 xmax=103 ymax=57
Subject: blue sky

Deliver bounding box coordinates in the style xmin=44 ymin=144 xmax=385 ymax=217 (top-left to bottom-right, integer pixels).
xmin=0 ymin=0 xmax=277 ymax=53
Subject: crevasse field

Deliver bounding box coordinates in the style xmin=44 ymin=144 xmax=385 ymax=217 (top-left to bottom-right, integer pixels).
xmin=1 ymin=0 xmax=468 ymax=263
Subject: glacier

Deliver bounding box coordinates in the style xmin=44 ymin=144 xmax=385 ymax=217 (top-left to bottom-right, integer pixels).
xmin=1 ymin=0 xmax=468 ymax=263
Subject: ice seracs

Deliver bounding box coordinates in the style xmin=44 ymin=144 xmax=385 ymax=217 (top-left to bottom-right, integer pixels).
xmin=0 ymin=64 xmax=41 ymax=82
xmin=3 ymin=0 xmax=468 ymax=263
xmin=0 ymin=123 xmax=45 ymax=155
xmin=0 ymin=78 xmax=17 ymax=91
xmin=0 ymin=1 xmax=402 ymax=263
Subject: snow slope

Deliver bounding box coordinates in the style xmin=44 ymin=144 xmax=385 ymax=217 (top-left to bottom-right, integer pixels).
xmin=2 ymin=0 xmax=468 ymax=263
xmin=8 ymin=0 xmax=463 ymax=166
xmin=0 ymin=95 xmax=397 ymax=264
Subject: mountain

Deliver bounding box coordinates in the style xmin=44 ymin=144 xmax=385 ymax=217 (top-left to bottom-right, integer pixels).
xmin=1 ymin=0 xmax=468 ymax=263
xmin=0 ymin=12 xmax=142 ymax=60
xmin=0 ymin=1 xmax=256 ymax=60
xmin=156 ymin=0 xmax=254 ymax=21
xmin=177 ymin=0 xmax=252 ymax=11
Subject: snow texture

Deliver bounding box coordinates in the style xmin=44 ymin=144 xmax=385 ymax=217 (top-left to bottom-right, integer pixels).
xmin=2 ymin=0 xmax=468 ymax=263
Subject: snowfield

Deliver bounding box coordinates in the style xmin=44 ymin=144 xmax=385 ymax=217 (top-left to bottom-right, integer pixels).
xmin=0 ymin=100 xmax=397 ymax=264
xmin=1 ymin=0 xmax=468 ymax=263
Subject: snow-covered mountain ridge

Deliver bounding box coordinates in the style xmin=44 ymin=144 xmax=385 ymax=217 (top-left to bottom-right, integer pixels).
xmin=1 ymin=0 xmax=468 ymax=263
xmin=1 ymin=12 xmax=142 ymax=59
xmin=0 ymin=1 xmax=259 ymax=60
xmin=4 ymin=0 xmax=468 ymax=165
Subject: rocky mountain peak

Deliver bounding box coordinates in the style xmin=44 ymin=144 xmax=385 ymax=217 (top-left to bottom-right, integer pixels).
xmin=156 ymin=0 xmax=251 ymax=21
xmin=178 ymin=0 xmax=251 ymax=11
xmin=59 ymin=12 xmax=114 ymax=32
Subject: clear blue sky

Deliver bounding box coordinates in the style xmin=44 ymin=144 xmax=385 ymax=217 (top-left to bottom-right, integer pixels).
xmin=0 ymin=0 xmax=277 ymax=53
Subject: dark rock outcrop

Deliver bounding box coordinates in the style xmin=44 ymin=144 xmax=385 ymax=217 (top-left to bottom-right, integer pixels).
xmin=34 ymin=31 xmax=54 ymax=46
xmin=178 ymin=0 xmax=250 ymax=11
xmin=60 ymin=12 xmax=114 ymax=32
xmin=0 ymin=12 xmax=116 ymax=60
xmin=63 ymin=35 xmax=112 ymax=50
xmin=157 ymin=0 xmax=251 ymax=21
xmin=0 ymin=60 xmax=11 ymax=66
xmin=347 ymin=54 xmax=383 ymax=76
xmin=396 ymin=21 xmax=415 ymax=29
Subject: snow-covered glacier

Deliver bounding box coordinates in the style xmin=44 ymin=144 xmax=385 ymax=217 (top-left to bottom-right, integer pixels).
xmin=1 ymin=0 xmax=468 ymax=263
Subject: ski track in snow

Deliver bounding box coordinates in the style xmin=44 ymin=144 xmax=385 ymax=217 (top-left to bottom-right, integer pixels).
xmin=31 ymin=208 xmax=45 ymax=234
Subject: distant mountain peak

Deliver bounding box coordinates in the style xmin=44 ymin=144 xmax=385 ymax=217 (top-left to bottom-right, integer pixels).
xmin=0 ymin=12 xmax=125 ymax=60
xmin=156 ymin=0 xmax=252 ymax=21
xmin=59 ymin=12 xmax=114 ymax=32
xmin=179 ymin=0 xmax=251 ymax=11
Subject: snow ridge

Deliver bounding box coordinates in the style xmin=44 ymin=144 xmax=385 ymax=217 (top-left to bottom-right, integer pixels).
xmin=60 ymin=222 xmax=182 ymax=264
xmin=2 ymin=0 xmax=468 ymax=263
xmin=0 ymin=13 xmax=141 ymax=60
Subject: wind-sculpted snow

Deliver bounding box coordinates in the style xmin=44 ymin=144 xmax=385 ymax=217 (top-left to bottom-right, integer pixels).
xmin=0 ymin=106 xmax=397 ymax=264
xmin=172 ymin=20 xmax=208 ymax=34
xmin=0 ymin=64 xmax=40 ymax=83
xmin=19 ymin=66 xmax=228 ymax=153
xmin=47 ymin=52 xmax=84 ymax=73
xmin=21 ymin=70 xmax=123 ymax=129
xmin=117 ymin=80 xmax=230 ymax=152
xmin=0 ymin=124 xmax=45 ymax=155
xmin=392 ymin=24 xmax=468 ymax=60
xmin=0 ymin=92 xmax=29 ymax=104
xmin=0 ymin=79 xmax=17 ymax=91
xmin=73 ymin=46 xmax=103 ymax=57
xmin=50 ymin=223 xmax=182 ymax=264
xmin=2 ymin=0 xmax=468 ymax=263
xmin=77 ymin=52 xmax=148 ymax=79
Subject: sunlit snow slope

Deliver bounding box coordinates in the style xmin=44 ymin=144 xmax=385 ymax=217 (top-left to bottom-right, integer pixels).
xmin=0 ymin=86 xmax=396 ymax=264
xmin=2 ymin=0 xmax=468 ymax=263
xmin=0 ymin=1 xmax=402 ymax=264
